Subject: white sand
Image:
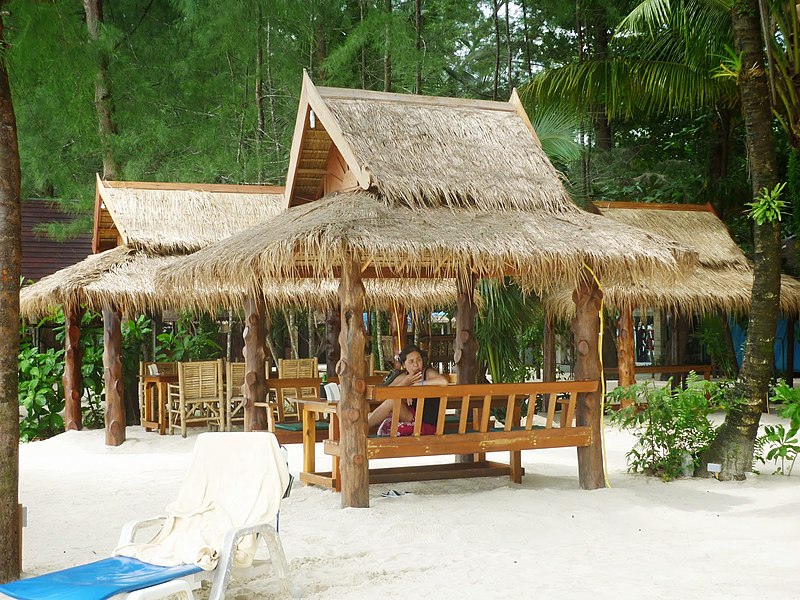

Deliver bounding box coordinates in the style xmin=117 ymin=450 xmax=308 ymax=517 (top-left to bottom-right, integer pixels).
xmin=17 ymin=414 xmax=799 ymax=599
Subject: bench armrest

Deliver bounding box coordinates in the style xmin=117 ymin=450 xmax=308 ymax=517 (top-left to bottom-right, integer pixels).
xmin=117 ymin=515 xmax=167 ymax=547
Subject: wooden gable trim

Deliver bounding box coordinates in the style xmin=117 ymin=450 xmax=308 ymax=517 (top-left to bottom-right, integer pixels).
xmin=92 ymin=173 xmax=104 ymax=254
xmin=318 ymin=85 xmax=517 ymax=113
xmin=286 ymin=72 xmax=370 ymax=208
xmin=103 ymin=180 xmax=284 ymax=194
xmin=96 ymin=176 xmax=127 ymax=250
xmin=509 ymin=88 xmax=542 ymax=149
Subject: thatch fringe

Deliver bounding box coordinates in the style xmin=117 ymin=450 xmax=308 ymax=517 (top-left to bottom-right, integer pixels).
xmin=157 ymin=191 xmax=696 ymax=298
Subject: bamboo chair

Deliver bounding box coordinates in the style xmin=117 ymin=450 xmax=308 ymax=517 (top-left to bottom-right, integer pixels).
xmin=225 ymin=359 xmax=272 ymax=431
xmin=138 ymin=362 xmax=177 ymax=426
xmin=276 ymin=358 xmax=318 ymax=421
xmin=167 ymin=359 xmax=225 ymax=437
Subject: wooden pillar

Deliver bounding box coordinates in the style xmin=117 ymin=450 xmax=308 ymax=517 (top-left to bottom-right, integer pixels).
xmin=572 ymin=274 xmax=604 ymax=489
xmin=102 ymin=305 xmax=125 ymax=447
xmin=337 ymin=257 xmax=369 ymax=508
xmin=617 ymin=303 xmax=636 ymax=387
xmin=325 ymin=307 xmax=341 ymax=373
xmin=543 ymin=313 xmax=556 ymax=382
xmin=786 ymin=317 xmax=795 ymax=387
xmin=243 ymin=296 xmax=268 ymax=432
xmin=390 ymin=303 xmax=406 ymax=364
xmin=62 ymin=305 xmax=84 ymax=431
xmin=454 ymin=274 xmax=478 ymax=384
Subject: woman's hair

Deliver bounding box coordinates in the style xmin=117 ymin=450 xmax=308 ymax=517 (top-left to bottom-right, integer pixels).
xmin=398 ymin=344 xmax=425 ymax=365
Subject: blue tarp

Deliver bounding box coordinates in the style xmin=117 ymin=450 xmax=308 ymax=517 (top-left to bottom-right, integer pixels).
xmin=729 ymin=317 xmax=800 ymax=372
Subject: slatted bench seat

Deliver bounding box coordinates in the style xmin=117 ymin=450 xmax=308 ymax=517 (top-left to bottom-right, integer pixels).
xmin=319 ymin=380 xmax=598 ymax=487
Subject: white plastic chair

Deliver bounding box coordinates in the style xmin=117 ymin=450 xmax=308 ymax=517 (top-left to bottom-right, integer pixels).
xmin=324 ymin=382 xmax=341 ymax=402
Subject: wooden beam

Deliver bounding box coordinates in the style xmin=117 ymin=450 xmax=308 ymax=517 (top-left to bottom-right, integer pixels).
xmin=325 ymin=306 xmax=341 ymax=377
xmin=242 ymin=295 xmax=269 ymax=432
xmin=542 ymin=312 xmax=556 ymax=383
xmin=390 ymin=303 xmax=406 ymax=360
xmin=572 ymin=273 xmax=604 ymax=490
xmin=337 ymin=256 xmax=370 ymax=508
xmin=103 ymin=179 xmax=284 ymax=194
xmin=454 ymin=275 xmax=478 ymax=384
xmin=317 ymin=85 xmax=517 ymax=113
xmin=102 ymin=305 xmax=125 ymax=447
xmin=593 ymin=200 xmax=715 ymax=213
xmin=62 ymin=306 xmax=83 ymax=431
xmin=509 ymin=88 xmax=542 ymax=149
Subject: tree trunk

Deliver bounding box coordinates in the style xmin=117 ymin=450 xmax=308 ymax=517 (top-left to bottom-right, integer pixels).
xmin=359 ymin=0 xmax=367 ymax=89
xmin=63 ymin=306 xmax=84 ymax=431
xmin=414 ymin=0 xmax=422 ymax=94
xmin=572 ymin=274 xmax=605 ymax=490
xmin=0 ymin=11 xmax=21 ymax=579
xmin=383 ymin=0 xmax=392 ymax=93
xmin=617 ymin=303 xmax=636 ymax=388
xmin=492 ymin=0 xmax=500 ymax=100
xmin=593 ymin=21 xmax=612 ymax=151
xmin=243 ymin=296 xmax=268 ymax=432
xmin=83 ymin=0 xmax=120 ymax=179
xmin=337 ymin=257 xmax=369 ymax=508
xmin=103 ymin=305 xmax=125 ymax=447
xmin=702 ymin=0 xmax=781 ymax=480
xmin=504 ymin=0 xmax=512 ymax=93
xmin=454 ymin=275 xmax=478 ymax=384
xmin=325 ymin=307 xmax=341 ymax=374
xmin=542 ymin=313 xmax=556 ymax=382
xmin=521 ymin=0 xmax=533 ymax=78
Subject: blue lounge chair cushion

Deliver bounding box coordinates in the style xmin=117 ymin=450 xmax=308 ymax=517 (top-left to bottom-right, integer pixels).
xmin=0 ymin=556 xmax=202 ymax=600
xmin=275 ymin=421 xmax=328 ymax=432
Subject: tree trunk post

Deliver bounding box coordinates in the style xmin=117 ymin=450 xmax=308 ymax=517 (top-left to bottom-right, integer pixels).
xmin=325 ymin=307 xmax=341 ymax=376
xmin=63 ymin=305 xmax=84 ymax=431
xmin=0 ymin=10 xmax=21 ymax=578
xmin=243 ymin=296 xmax=268 ymax=432
xmin=454 ymin=274 xmax=478 ymax=384
xmin=102 ymin=305 xmax=125 ymax=447
xmin=337 ymin=257 xmax=369 ymax=508
xmin=616 ymin=303 xmax=636 ymax=408
xmin=389 ymin=303 xmax=406 ymax=364
xmin=543 ymin=312 xmax=556 ymax=382
xmin=572 ymin=274 xmax=605 ymax=490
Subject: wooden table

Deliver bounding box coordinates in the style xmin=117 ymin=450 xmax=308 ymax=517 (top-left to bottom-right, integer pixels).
xmin=141 ymin=373 xmax=178 ymax=435
xmin=296 ymin=399 xmax=340 ymax=488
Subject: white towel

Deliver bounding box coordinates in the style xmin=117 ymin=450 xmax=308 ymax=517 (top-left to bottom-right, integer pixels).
xmin=114 ymin=432 xmax=289 ymax=571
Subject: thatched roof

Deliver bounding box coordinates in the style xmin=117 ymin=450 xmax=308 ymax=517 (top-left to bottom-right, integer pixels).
xmin=20 ymin=246 xmax=466 ymax=320
xmin=544 ymin=202 xmax=800 ymax=317
xmin=93 ymin=177 xmax=285 ymax=254
xmin=158 ymin=190 xmax=696 ymax=295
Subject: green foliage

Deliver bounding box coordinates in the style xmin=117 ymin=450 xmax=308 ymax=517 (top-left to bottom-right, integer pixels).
xmin=754 ymin=424 xmax=799 ymax=476
xmin=475 ymin=279 xmax=543 ymax=384
xmin=746 ymin=182 xmax=787 ymax=225
xmin=712 ymin=46 xmax=743 ymax=80
xmin=155 ymin=312 xmax=221 ymax=362
xmin=18 ymin=325 xmax=65 ymax=442
xmin=607 ymin=373 xmax=731 ymax=480
xmin=693 ymin=316 xmax=737 ymax=378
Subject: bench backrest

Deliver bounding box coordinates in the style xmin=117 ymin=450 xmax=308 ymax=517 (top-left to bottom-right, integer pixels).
xmin=371 ymin=380 xmax=598 ymax=438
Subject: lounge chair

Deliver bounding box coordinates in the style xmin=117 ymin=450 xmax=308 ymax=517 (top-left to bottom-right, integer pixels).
xmin=0 ymin=432 xmax=298 ymax=600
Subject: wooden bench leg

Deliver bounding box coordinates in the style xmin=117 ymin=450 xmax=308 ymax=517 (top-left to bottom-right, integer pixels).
xmin=333 ymin=456 xmax=342 ymax=492
xmin=509 ymin=450 xmax=522 ymax=484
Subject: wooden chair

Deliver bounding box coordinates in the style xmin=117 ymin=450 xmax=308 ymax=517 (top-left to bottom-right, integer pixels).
xmin=225 ymin=359 xmax=272 ymax=431
xmin=138 ymin=361 xmax=177 ymax=426
xmin=277 ymin=358 xmax=318 ymax=420
xmin=167 ymin=359 xmax=225 ymax=437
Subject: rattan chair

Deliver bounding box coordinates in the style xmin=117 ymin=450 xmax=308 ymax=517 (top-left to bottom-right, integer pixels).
xmin=168 ymin=359 xmax=225 ymax=437
xmin=276 ymin=358 xmax=318 ymax=420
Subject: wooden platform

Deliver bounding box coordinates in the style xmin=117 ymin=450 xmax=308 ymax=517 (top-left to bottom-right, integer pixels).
xmin=300 ymin=460 xmax=516 ymax=489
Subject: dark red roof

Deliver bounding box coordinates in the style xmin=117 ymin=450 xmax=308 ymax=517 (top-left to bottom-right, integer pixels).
xmin=21 ymin=199 xmax=92 ymax=282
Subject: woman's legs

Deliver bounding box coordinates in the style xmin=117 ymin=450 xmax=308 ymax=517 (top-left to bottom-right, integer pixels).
xmin=367 ymin=398 xmax=414 ymax=428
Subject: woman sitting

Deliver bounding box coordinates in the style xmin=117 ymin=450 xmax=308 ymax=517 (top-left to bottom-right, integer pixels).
xmin=367 ymin=344 xmax=449 ymax=436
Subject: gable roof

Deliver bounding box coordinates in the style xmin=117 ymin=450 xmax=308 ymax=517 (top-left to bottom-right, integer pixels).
xmin=284 ymin=72 xmax=569 ymax=213
xmin=93 ymin=176 xmax=285 ymax=254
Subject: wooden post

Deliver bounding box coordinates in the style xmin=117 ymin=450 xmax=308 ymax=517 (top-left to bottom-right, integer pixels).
xmin=325 ymin=306 xmax=341 ymax=374
xmin=337 ymin=257 xmax=369 ymax=508
xmin=454 ymin=274 xmax=478 ymax=384
xmin=390 ymin=303 xmax=406 ymax=359
xmin=617 ymin=303 xmax=636 ymax=386
xmin=62 ymin=305 xmax=84 ymax=431
xmin=572 ymin=274 xmax=604 ymax=490
xmin=243 ymin=296 xmax=268 ymax=432
xmin=102 ymin=305 xmax=125 ymax=447
xmin=786 ymin=317 xmax=795 ymax=388
xmin=542 ymin=312 xmax=556 ymax=383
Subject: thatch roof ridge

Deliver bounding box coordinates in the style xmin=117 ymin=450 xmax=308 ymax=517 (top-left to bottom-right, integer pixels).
xmin=157 ymin=190 xmax=696 ymax=297
xmin=97 ymin=183 xmax=285 ymax=254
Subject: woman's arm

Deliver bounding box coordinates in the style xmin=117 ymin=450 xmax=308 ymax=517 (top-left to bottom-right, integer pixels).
xmin=423 ymin=368 xmax=449 ymax=386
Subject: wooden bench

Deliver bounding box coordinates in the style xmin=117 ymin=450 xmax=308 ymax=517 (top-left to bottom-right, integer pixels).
xmin=314 ymin=380 xmax=598 ymax=488
xmin=604 ymin=364 xmax=712 ymax=385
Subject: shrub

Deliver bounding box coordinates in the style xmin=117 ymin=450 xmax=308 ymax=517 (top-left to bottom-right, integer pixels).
xmin=753 ymin=381 xmax=800 ymax=475
xmin=18 ymin=344 xmax=65 ymax=442
xmin=607 ymin=374 xmax=731 ymax=481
